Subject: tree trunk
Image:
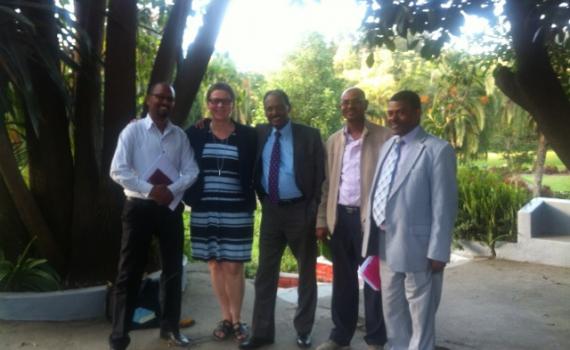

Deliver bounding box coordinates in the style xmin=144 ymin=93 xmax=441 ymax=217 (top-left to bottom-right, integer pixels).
xmin=0 ymin=116 xmax=63 ymax=269
xmin=494 ymin=0 xmax=570 ymax=170
xmin=0 ymin=76 xmax=27 ymax=261
xmin=67 ymin=0 xmax=108 ymax=282
xmin=148 ymin=0 xmax=193 ymax=87
xmin=533 ymin=132 xmax=547 ymax=197
xmin=0 ymin=174 xmax=27 ymax=262
xmin=172 ymin=0 xmax=230 ymax=126
xmin=140 ymin=0 xmax=193 ymax=118
xmin=24 ymin=0 xmax=74 ymax=267
xmin=102 ymin=0 xmax=138 ymax=176
xmin=98 ymin=0 xmax=139 ymax=281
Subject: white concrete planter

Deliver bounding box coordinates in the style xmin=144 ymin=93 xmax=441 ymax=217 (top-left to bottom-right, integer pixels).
xmin=0 ymin=285 xmax=108 ymax=321
xmin=0 ymin=256 xmax=188 ymax=321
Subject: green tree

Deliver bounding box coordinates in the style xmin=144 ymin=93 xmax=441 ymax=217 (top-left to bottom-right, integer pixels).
xmin=0 ymin=0 xmax=229 ymax=284
xmin=188 ymin=53 xmax=267 ymax=127
xmin=270 ymin=32 xmax=347 ymax=138
xmin=360 ymin=0 xmax=570 ymax=169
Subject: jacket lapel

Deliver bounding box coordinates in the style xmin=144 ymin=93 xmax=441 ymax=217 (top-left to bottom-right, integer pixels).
xmin=388 ymin=128 xmax=427 ymax=200
xmin=370 ymin=136 xmax=395 ymax=199
xmin=291 ymin=122 xmax=302 ymax=177
xmin=257 ymin=124 xmax=271 ymax=158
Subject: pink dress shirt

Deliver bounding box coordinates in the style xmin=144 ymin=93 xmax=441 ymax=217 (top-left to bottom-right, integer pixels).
xmin=338 ymin=129 xmax=363 ymax=207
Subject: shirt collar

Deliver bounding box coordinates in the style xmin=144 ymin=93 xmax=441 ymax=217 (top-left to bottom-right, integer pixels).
xmin=343 ymin=122 xmax=368 ymax=144
xmin=273 ymin=119 xmax=292 ymax=136
xmin=400 ymin=125 xmax=420 ymax=144
xmin=143 ymin=114 xmax=173 ymax=133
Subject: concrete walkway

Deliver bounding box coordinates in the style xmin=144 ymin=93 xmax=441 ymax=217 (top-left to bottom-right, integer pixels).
xmin=0 ymin=259 xmax=569 ymax=350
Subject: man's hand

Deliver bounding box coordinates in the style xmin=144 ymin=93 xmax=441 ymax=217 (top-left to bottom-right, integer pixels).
xmin=149 ymin=185 xmax=174 ymax=206
xmin=429 ymin=259 xmax=446 ymax=273
xmin=316 ymin=227 xmax=330 ymax=241
xmin=194 ymin=117 xmax=211 ymax=129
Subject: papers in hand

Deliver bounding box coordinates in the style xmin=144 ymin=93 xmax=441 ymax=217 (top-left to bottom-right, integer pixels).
xmin=358 ymin=255 xmax=381 ymax=291
xmin=142 ymin=154 xmax=182 ymax=211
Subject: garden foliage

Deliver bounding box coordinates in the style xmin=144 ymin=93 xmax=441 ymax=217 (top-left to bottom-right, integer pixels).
xmin=454 ymin=166 xmax=530 ymax=256
xmin=0 ymin=238 xmax=61 ymax=292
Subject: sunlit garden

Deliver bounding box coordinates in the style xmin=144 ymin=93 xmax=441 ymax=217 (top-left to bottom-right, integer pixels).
xmin=1 ymin=0 xmax=569 ymax=292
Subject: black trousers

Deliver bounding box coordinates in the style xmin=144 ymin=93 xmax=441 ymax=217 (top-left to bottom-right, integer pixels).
xmin=329 ymin=205 xmax=387 ymax=346
xmin=250 ymin=198 xmax=318 ymax=340
xmin=109 ymin=198 xmax=184 ymax=349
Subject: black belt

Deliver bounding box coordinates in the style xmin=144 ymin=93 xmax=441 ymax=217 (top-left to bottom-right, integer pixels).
xmin=126 ymin=197 xmax=152 ymax=203
xmin=338 ymin=205 xmax=360 ymax=214
xmin=277 ymin=196 xmax=305 ymax=206
xmin=263 ymin=194 xmax=305 ymax=206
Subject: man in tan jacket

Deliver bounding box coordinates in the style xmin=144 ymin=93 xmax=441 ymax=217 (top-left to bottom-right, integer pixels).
xmin=316 ymin=87 xmax=392 ymax=350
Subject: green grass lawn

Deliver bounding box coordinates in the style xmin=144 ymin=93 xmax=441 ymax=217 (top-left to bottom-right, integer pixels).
xmin=466 ymin=150 xmax=569 ymax=193
xmin=521 ymin=174 xmax=570 ymax=192
xmin=469 ymin=150 xmax=568 ymax=171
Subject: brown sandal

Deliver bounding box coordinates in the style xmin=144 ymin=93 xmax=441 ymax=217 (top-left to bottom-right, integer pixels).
xmin=233 ymin=322 xmax=249 ymax=342
xmin=213 ymin=319 xmax=232 ymax=340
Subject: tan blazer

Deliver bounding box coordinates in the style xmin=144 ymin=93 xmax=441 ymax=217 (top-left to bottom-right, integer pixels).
xmin=316 ymin=120 xmax=392 ymax=254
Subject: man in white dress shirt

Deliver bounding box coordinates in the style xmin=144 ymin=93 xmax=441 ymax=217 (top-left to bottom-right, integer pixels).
xmin=108 ymin=82 xmax=199 ymax=350
xmin=364 ymin=90 xmax=458 ymax=350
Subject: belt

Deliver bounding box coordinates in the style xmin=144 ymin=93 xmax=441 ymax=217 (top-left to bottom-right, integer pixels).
xmin=277 ymin=196 xmax=305 ymax=206
xmin=338 ymin=204 xmax=360 ymax=215
xmin=263 ymin=195 xmax=305 ymax=206
xmin=126 ymin=196 xmax=152 ymax=202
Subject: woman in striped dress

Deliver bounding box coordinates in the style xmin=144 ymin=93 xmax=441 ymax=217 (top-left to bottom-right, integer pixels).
xmin=184 ymin=83 xmax=257 ymax=342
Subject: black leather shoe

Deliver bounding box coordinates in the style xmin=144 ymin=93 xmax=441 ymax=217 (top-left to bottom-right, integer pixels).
xmin=160 ymin=330 xmax=191 ymax=347
xmin=239 ymin=336 xmax=274 ymax=349
xmin=296 ymin=333 xmax=312 ymax=348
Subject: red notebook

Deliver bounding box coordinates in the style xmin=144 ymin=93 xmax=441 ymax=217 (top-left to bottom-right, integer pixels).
xmin=358 ymin=255 xmax=381 ymax=291
xmin=147 ymin=168 xmax=173 ymax=186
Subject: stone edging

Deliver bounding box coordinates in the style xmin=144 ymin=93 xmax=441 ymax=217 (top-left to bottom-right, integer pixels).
xmin=0 ymin=258 xmax=188 ymax=321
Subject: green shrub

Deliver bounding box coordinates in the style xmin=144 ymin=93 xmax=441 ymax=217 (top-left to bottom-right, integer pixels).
xmin=183 ymin=210 xmax=192 ymax=262
xmin=0 ymin=237 xmax=61 ymax=292
xmin=454 ymin=166 xmax=530 ymax=256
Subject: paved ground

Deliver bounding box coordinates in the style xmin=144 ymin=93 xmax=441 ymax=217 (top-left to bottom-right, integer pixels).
xmin=0 ymin=259 xmax=569 ymax=350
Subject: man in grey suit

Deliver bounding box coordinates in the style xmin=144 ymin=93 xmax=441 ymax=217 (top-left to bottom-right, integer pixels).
xmin=240 ymin=89 xmax=325 ymax=349
xmin=364 ymin=90 xmax=458 ymax=350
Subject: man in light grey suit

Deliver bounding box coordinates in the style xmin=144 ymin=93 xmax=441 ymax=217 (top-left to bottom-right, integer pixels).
xmin=364 ymin=90 xmax=458 ymax=350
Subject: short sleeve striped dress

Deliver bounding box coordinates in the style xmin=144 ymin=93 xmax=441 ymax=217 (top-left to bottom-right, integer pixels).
xmin=189 ymin=131 xmax=254 ymax=262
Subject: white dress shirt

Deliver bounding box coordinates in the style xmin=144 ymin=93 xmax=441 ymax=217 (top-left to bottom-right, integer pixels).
xmin=110 ymin=115 xmax=199 ymax=200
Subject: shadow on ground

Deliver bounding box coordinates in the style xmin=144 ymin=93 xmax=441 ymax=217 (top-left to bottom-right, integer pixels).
xmin=0 ymin=259 xmax=568 ymax=350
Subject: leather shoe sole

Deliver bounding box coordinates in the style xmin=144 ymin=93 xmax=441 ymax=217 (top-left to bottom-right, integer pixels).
xmin=297 ymin=334 xmax=312 ymax=348
xmin=160 ymin=330 xmax=191 ymax=347
xmin=239 ymin=337 xmax=274 ymax=349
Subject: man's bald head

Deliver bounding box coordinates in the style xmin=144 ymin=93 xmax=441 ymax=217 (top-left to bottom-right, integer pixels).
xmin=340 ymin=87 xmax=368 ymax=123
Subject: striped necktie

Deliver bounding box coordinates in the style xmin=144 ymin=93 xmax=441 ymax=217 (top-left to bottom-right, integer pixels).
xmin=372 ymin=137 xmax=403 ymax=226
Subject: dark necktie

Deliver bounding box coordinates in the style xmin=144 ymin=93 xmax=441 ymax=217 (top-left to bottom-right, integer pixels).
xmin=268 ymin=131 xmax=281 ymax=204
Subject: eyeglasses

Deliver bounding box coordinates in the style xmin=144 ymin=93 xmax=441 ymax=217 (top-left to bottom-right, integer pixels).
xmin=151 ymin=94 xmax=174 ymax=102
xmin=208 ymin=98 xmax=233 ymax=106
xmin=340 ymin=99 xmax=365 ymax=107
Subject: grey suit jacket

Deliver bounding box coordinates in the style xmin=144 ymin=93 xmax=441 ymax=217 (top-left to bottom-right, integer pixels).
xmin=363 ymin=127 xmax=458 ymax=272
xmin=255 ymin=121 xmax=325 ymax=215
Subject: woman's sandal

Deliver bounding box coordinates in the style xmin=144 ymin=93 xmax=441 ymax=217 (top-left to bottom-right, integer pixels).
xmin=213 ymin=319 xmax=233 ymax=341
xmin=233 ymin=322 xmax=249 ymax=342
